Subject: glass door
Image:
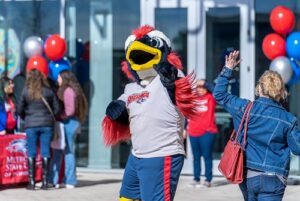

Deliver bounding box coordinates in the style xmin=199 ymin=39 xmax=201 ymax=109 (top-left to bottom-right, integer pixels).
xmin=203 ymin=0 xmax=255 ymax=175
xmin=206 ymin=5 xmax=241 ymax=176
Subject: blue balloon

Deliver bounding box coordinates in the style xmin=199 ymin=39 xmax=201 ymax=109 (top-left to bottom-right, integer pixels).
xmin=286 ymin=32 xmax=300 ymax=60
xmin=287 ymin=58 xmax=300 ymax=86
xmin=49 ymin=58 xmax=72 ymax=81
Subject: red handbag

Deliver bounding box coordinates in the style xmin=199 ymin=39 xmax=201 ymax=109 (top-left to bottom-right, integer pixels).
xmin=218 ymin=102 xmax=253 ymax=184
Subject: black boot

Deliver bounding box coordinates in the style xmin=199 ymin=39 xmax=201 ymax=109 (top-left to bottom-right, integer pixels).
xmin=27 ymin=157 xmax=35 ymax=190
xmin=41 ymin=157 xmax=49 ymax=190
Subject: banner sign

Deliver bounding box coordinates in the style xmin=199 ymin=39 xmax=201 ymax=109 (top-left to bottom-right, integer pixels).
xmin=0 ymin=135 xmax=41 ymax=185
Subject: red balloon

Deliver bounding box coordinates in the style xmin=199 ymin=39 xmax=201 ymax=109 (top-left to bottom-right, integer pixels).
xmin=270 ymin=6 xmax=295 ymax=35
xmin=262 ymin=33 xmax=286 ymax=60
xmin=44 ymin=34 xmax=67 ymax=61
xmin=26 ymin=56 xmax=49 ymax=77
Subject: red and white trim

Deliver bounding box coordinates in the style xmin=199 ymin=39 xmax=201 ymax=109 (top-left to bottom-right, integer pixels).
xmin=163 ymin=156 xmax=172 ymax=201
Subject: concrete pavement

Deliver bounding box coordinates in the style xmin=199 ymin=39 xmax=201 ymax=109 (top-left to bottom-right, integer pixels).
xmin=0 ymin=170 xmax=299 ymax=201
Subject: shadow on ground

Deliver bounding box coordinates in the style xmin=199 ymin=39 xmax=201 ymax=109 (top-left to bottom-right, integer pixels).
xmin=0 ymin=179 xmax=122 ymax=191
xmin=212 ymin=180 xmax=229 ymax=187
xmin=76 ymin=179 xmax=122 ymax=188
xmin=0 ymin=183 xmax=27 ymax=191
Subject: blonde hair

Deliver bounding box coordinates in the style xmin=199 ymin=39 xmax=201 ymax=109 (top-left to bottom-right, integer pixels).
xmin=255 ymin=70 xmax=287 ymax=102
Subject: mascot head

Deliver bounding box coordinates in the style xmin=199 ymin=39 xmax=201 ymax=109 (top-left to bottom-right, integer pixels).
xmin=122 ymin=25 xmax=183 ymax=82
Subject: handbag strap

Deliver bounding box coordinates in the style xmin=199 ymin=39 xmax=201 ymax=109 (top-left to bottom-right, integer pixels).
xmin=242 ymin=102 xmax=253 ymax=146
xmin=232 ymin=102 xmax=253 ymax=142
xmin=41 ymin=96 xmax=56 ymax=121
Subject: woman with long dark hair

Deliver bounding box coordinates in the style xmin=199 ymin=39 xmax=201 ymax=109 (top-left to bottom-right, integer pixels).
xmin=17 ymin=69 xmax=60 ymax=190
xmin=50 ymin=70 xmax=87 ymax=189
xmin=0 ymin=75 xmax=17 ymax=134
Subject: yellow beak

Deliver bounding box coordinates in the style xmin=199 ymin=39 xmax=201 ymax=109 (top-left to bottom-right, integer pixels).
xmin=126 ymin=41 xmax=162 ymax=71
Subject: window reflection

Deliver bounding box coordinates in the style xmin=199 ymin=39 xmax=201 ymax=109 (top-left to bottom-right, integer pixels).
xmin=255 ymin=0 xmax=299 ymax=81
xmin=206 ymin=7 xmax=240 ymax=86
xmin=65 ymin=0 xmax=91 ymax=167
xmin=205 ymin=7 xmax=240 ymax=158
xmin=0 ymin=0 xmax=59 ymax=101
xmin=155 ymin=8 xmax=187 ymax=72
xmin=0 ymin=0 xmax=59 ymax=77
xmin=112 ymin=0 xmax=140 ymax=168
xmin=65 ymin=0 xmax=140 ymax=168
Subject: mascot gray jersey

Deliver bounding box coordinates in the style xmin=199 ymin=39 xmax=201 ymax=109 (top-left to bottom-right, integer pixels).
xmin=119 ymin=75 xmax=185 ymax=158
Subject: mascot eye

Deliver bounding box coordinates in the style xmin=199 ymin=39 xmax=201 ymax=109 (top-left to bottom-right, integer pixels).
xmin=149 ymin=38 xmax=163 ymax=48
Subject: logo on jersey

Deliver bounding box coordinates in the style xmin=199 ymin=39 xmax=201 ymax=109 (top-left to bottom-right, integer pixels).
xmin=128 ymin=91 xmax=150 ymax=105
xmin=197 ymin=99 xmax=208 ymax=112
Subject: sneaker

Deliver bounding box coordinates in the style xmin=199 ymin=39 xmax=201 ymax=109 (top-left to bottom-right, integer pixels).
xmin=188 ymin=180 xmax=201 ymax=188
xmin=203 ymin=181 xmax=211 ymax=188
xmin=65 ymin=184 xmax=75 ymax=189
xmin=54 ymin=184 xmax=60 ymax=189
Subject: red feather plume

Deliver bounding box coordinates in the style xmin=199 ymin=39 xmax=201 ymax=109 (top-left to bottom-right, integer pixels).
xmin=132 ymin=25 xmax=155 ymax=39
xmin=167 ymin=52 xmax=183 ymax=70
xmin=102 ymin=116 xmax=131 ymax=146
xmin=175 ymin=72 xmax=199 ymax=119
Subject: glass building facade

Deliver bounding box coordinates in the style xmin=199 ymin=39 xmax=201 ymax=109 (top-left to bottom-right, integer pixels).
xmin=0 ymin=0 xmax=299 ymax=174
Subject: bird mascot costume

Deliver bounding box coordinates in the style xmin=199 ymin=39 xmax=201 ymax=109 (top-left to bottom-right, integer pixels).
xmin=102 ymin=25 xmax=198 ymax=201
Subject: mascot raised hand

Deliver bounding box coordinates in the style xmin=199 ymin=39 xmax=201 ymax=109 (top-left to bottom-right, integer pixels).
xmin=102 ymin=25 xmax=198 ymax=201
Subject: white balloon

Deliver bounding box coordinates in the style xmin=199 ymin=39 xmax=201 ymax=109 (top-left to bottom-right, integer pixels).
xmin=23 ymin=36 xmax=43 ymax=58
xmin=269 ymin=56 xmax=293 ymax=84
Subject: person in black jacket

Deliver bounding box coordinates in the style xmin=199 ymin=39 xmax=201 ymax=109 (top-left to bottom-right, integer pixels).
xmin=17 ymin=69 xmax=60 ymax=190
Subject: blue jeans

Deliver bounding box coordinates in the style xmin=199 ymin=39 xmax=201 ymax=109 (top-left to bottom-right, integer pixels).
xmin=189 ymin=133 xmax=215 ymax=182
xmin=239 ymin=175 xmax=286 ymax=201
xmin=50 ymin=118 xmax=80 ymax=185
xmin=26 ymin=127 xmax=53 ymax=158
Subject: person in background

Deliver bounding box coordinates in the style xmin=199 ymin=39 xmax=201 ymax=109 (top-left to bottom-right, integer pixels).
xmin=0 ymin=101 xmax=6 ymax=135
xmin=0 ymin=75 xmax=17 ymax=134
xmin=17 ymin=69 xmax=60 ymax=190
xmin=50 ymin=70 xmax=88 ymax=189
xmin=185 ymin=79 xmax=218 ymax=188
xmin=213 ymin=50 xmax=300 ymax=201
